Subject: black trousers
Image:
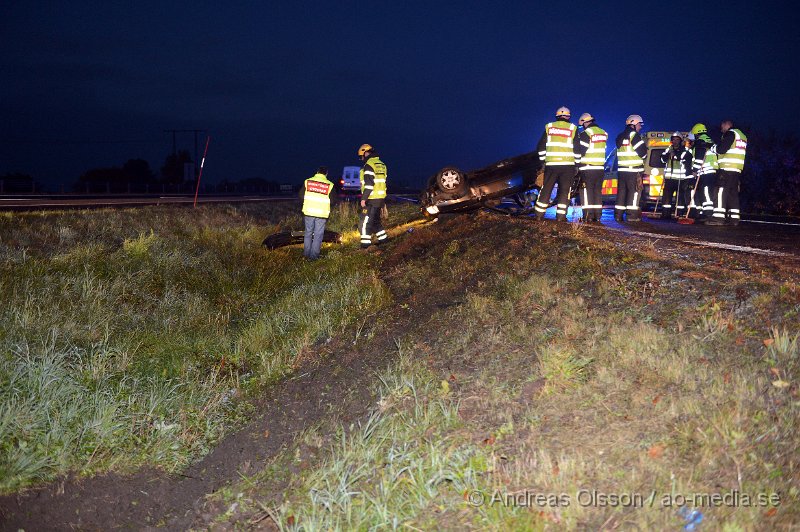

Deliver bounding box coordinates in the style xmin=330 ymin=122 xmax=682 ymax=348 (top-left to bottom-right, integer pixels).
xmin=360 ymin=199 xmax=387 ymax=247
xmin=580 ymin=169 xmax=604 ymax=221
xmin=698 ymin=172 xmax=716 ymax=216
xmin=615 ymin=171 xmax=642 ymax=221
xmin=661 ymin=179 xmax=691 ymax=218
xmin=711 ymin=170 xmax=741 ymax=221
xmin=534 ymin=165 xmax=574 ymax=220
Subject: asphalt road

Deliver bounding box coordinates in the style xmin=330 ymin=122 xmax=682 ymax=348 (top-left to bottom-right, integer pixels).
xmin=527 ymin=204 xmax=800 ymax=258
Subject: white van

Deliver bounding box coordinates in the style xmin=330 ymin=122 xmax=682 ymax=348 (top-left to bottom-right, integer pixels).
xmin=340 ymin=166 xmax=361 ymax=194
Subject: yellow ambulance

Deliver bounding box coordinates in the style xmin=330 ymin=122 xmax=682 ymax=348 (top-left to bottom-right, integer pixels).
xmin=601 ymin=131 xmax=689 ymax=206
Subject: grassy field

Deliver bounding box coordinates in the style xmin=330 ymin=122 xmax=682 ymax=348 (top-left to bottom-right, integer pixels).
xmin=0 ymin=201 xmax=416 ymax=492
xmin=201 ymin=213 xmax=799 ymax=530
xmin=2 ymin=204 xmax=798 ymax=530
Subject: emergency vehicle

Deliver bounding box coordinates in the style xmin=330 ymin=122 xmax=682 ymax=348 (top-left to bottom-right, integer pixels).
xmin=339 ymin=166 xmax=361 ymax=194
xmin=601 ymin=131 xmax=689 ymax=205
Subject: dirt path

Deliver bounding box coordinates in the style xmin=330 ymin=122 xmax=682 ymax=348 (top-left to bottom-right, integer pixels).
xmin=0 ymin=240 xmax=446 ymax=531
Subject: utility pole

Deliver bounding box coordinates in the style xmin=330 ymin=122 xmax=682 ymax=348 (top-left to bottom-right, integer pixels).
xmin=164 ymin=129 xmax=207 ymax=178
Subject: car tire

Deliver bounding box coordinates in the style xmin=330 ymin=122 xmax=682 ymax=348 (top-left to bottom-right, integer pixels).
xmin=436 ymin=167 xmax=468 ymax=194
xmin=514 ymin=188 xmax=539 ymax=209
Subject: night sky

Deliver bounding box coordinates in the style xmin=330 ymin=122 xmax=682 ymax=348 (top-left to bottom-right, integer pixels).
xmin=2 ymin=1 xmax=798 ymax=189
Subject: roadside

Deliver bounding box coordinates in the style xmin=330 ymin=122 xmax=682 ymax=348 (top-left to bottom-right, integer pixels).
xmin=196 ymin=212 xmax=799 ymax=530
xmin=2 ymin=207 xmax=799 ymax=530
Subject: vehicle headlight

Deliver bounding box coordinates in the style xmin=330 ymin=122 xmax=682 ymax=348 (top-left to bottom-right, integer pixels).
xmin=426 ymin=205 xmax=439 ymax=215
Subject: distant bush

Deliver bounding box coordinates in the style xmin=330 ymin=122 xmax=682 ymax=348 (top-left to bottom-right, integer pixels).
xmin=741 ymin=131 xmax=800 ymax=216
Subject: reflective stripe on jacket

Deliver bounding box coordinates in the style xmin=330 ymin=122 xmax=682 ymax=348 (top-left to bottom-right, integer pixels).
xmin=360 ymin=156 xmax=387 ymax=199
xmin=661 ymin=147 xmax=693 ymax=179
xmin=701 ymin=144 xmax=719 ymax=175
xmin=539 ymin=120 xmax=578 ymax=166
xmin=302 ymin=173 xmax=333 ymax=218
xmin=718 ymin=128 xmax=747 ymax=172
xmin=616 ymin=129 xmax=645 ymax=172
xmin=579 ymin=125 xmax=608 ymax=170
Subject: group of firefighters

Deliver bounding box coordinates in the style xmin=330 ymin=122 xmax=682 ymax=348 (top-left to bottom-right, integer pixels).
xmin=299 ymin=109 xmax=748 ymax=259
xmin=536 ymin=107 xmax=748 ymax=225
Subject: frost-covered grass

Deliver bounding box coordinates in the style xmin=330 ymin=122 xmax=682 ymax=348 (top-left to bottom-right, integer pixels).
xmin=219 ymin=214 xmax=799 ymax=530
xmin=0 ymin=202 xmax=396 ymax=492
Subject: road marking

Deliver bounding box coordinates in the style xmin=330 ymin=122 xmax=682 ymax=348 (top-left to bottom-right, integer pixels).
xmin=741 ymin=219 xmax=800 ymax=227
xmin=608 ymin=228 xmax=795 ymax=258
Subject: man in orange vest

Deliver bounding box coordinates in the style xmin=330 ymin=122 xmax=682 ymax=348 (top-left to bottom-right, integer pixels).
xmin=300 ymin=166 xmax=334 ymax=260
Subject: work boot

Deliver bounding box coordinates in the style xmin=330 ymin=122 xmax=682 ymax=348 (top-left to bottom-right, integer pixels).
xmin=614 ymin=212 xmax=624 ymax=223
xmin=705 ymin=217 xmax=726 ymax=226
xmin=555 ymin=214 xmax=567 ymax=222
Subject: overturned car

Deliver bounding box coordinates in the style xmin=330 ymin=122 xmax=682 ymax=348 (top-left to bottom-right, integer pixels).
xmin=420 ymin=151 xmax=542 ymax=215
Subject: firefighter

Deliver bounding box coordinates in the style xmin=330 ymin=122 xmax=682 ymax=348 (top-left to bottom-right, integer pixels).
xmin=684 ymin=133 xmax=701 ymax=218
xmin=534 ymin=106 xmax=581 ymax=221
xmin=300 ymin=166 xmax=334 ymax=260
xmin=614 ymin=115 xmax=647 ymax=222
xmin=358 ymin=143 xmax=389 ymax=247
xmin=576 ymin=113 xmax=607 ymax=222
xmin=690 ymin=123 xmax=718 ymax=221
xmin=659 ymin=132 xmax=693 ymax=220
xmin=707 ymin=120 xmax=747 ymax=226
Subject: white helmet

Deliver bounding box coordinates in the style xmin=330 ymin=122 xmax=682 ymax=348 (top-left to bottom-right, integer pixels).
xmin=578 ymin=113 xmax=594 ymax=126
xmin=556 ymin=106 xmax=571 ymax=118
xmin=626 ymin=114 xmax=644 ymax=126
xmin=686 ymin=133 xmax=695 ymax=141
xmin=670 ymin=131 xmax=683 ymax=139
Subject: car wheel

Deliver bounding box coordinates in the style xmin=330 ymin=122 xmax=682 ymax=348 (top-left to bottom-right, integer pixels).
xmin=436 ymin=167 xmax=467 ymax=193
xmin=514 ymin=188 xmax=539 ymax=209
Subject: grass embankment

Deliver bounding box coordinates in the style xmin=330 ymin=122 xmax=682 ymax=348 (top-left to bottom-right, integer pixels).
xmin=213 ymin=214 xmax=799 ymax=530
xmin=0 ymin=201 xmax=414 ymax=493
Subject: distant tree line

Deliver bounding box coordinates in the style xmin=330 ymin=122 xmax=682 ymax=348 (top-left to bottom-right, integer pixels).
xmin=740 ymin=131 xmax=800 ymax=216
xmin=74 ymin=150 xmax=192 ymax=193
xmin=3 ymin=134 xmax=799 ymax=214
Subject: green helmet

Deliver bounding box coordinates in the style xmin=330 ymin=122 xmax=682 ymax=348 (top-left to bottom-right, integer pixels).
xmin=691 ymin=123 xmax=707 ymax=135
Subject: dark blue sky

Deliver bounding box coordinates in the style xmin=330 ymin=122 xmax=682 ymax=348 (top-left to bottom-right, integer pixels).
xmin=2 ymin=1 xmax=798 ymax=188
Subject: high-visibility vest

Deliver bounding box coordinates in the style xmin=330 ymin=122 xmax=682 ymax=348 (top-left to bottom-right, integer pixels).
xmin=617 ymin=129 xmax=644 ymax=172
xmin=543 ymin=120 xmax=577 ymax=166
xmin=302 ymin=173 xmax=333 ymax=218
xmin=360 ymin=156 xmax=387 ymax=199
xmin=718 ymin=128 xmax=747 ymax=172
xmin=701 ymin=144 xmax=719 ymax=175
xmin=664 ymin=148 xmax=691 ymax=179
xmin=691 ymin=146 xmax=703 ymax=174
xmin=580 ymin=125 xmax=608 ymax=169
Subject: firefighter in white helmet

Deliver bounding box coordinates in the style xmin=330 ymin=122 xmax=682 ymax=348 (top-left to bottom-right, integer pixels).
xmin=576 ymin=113 xmax=607 ymax=222
xmin=659 ymin=132 xmax=694 ymax=220
xmin=534 ymin=106 xmax=581 ymax=221
xmin=684 ymin=133 xmax=701 ymax=219
xmin=613 ymin=115 xmax=647 ymax=222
